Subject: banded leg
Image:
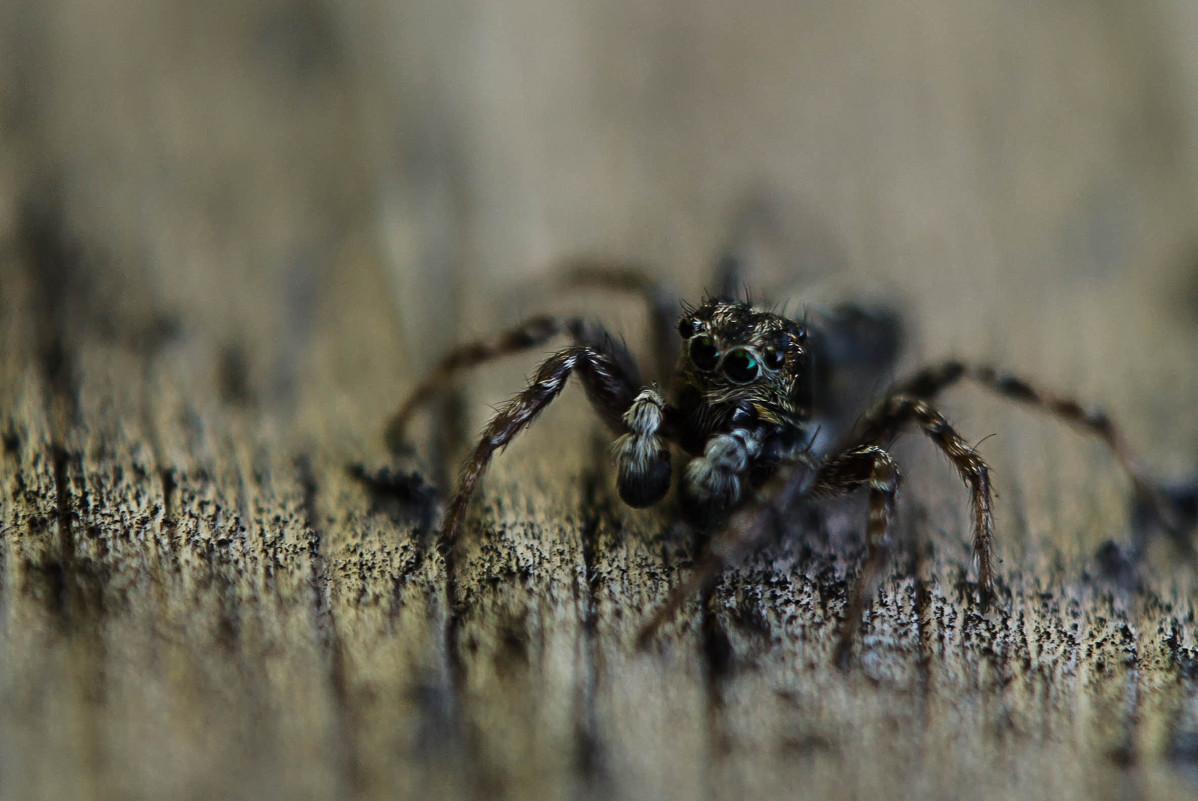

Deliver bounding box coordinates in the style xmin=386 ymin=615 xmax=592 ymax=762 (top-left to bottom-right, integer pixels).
xmin=634 ymin=446 xmax=902 ymax=659
xmin=811 ymin=446 xmax=901 ymax=666
xmin=636 ymin=454 xmax=821 ymax=648
xmin=440 ymin=345 xmax=639 ymax=550
xmin=851 ymin=395 xmax=996 ymax=598
xmin=679 ymin=428 xmax=764 ymax=525
xmin=868 ymin=360 xmax=1177 ymax=530
xmin=556 ymin=259 xmax=678 ymax=381
xmin=386 ymin=315 xmax=639 ymax=449
xmin=612 ymin=388 xmax=673 ymax=508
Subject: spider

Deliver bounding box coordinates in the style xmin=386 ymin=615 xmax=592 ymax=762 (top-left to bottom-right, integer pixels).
xmin=387 ymin=258 xmax=1178 ymax=661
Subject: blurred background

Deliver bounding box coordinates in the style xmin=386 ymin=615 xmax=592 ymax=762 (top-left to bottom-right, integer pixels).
xmin=4 ymin=0 xmax=1198 ymax=412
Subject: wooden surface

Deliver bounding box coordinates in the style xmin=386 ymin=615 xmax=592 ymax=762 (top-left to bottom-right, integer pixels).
xmin=4 ymin=2 xmax=1198 ymax=799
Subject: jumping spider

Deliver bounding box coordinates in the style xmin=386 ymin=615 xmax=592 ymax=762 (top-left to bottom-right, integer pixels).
xmin=388 ymin=260 xmax=1176 ymax=661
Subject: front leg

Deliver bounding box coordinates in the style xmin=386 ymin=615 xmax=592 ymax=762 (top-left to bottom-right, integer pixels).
xmin=441 ymin=345 xmax=638 ymax=550
xmin=636 ymin=453 xmax=821 ymax=648
xmin=556 ymin=260 xmax=679 ymax=382
xmin=679 ymin=427 xmax=763 ymax=525
xmin=386 ymin=314 xmax=641 ymax=449
xmin=612 ymin=387 xmax=673 ymax=508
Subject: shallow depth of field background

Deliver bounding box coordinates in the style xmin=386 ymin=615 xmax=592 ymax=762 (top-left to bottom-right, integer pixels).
xmin=5 ymin=1 xmax=1198 ymax=373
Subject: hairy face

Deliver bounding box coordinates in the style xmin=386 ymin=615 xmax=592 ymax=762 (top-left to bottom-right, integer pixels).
xmin=676 ymin=299 xmax=810 ymax=422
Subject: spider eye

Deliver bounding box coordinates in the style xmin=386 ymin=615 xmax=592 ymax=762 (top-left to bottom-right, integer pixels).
xmin=689 ymin=334 xmax=720 ymax=370
xmin=723 ymin=348 xmax=760 ymax=384
xmin=677 ymin=318 xmax=702 ymax=339
xmin=763 ymin=346 xmax=785 ymax=370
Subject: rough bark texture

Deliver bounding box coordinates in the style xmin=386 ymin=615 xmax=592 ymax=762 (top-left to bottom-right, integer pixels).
xmin=3 ymin=2 xmax=1198 ymax=800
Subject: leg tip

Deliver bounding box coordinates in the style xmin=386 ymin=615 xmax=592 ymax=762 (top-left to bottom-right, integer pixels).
xmin=975 ymin=580 xmax=994 ymax=610
xmin=383 ymin=416 xmax=410 ymax=456
xmin=833 ymin=636 xmax=854 ymax=671
xmin=1131 ymin=478 xmax=1198 ymax=552
xmin=633 ymin=627 xmax=653 ymax=653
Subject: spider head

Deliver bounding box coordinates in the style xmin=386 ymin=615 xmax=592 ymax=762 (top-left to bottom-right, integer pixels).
xmin=676 ymin=298 xmax=810 ymax=424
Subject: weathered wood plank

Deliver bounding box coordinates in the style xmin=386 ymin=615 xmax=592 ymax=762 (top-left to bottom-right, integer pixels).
xmin=3 ymin=2 xmax=1198 ymax=801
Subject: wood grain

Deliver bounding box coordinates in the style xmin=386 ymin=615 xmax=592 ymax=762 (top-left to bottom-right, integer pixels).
xmin=3 ymin=2 xmax=1198 ymax=800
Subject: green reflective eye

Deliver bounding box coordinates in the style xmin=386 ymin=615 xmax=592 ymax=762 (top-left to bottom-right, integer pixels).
xmin=723 ymin=348 xmax=759 ymax=384
xmin=689 ymin=335 xmax=719 ymax=370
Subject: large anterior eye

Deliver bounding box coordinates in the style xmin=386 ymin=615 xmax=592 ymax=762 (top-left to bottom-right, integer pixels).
xmin=723 ymin=348 xmax=760 ymax=384
xmin=689 ymin=334 xmax=720 ymax=370
xmin=677 ymin=318 xmax=702 ymax=339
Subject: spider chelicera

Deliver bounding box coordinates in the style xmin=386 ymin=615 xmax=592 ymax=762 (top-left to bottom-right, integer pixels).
xmin=387 ymin=259 xmax=1177 ymax=661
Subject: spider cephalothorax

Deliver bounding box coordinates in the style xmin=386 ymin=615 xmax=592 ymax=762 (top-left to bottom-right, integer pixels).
xmin=664 ymin=299 xmax=814 ymax=522
xmin=674 ymin=299 xmax=811 ymax=432
xmin=388 ymin=262 xmax=1177 ymax=662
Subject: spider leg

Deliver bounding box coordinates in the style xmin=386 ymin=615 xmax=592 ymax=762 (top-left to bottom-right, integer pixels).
xmin=555 ymin=258 xmax=678 ymax=381
xmin=386 ymin=314 xmax=639 ymax=450
xmin=677 ymin=428 xmax=765 ymax=526
xmin=612 ymin=387 xmax=675 ymax=508
xmin=811 ymin=446 xmax=901 ymax=666
xmin=634 ymin=445 xmax=902 ymax=663
xmin=866 ymin=360 xmax=1181 ymax=534
xmin=440 ymin=344 xmax=642 ymax=550
xmin=636 ymin=454 xmax=820 ymax=648
xmin=848 ymin=394 xmax=996 ymax=599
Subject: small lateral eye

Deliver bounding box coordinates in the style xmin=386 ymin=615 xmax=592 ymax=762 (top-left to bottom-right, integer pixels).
xmin=689 ymin=334 xmax=720 ymax=370
xmin=677 ymin=318 xmax=702 ymax=339
xmin=763 ymin=346 xmax=785 ymax=370
xmin=723 ymin=348 xmax=760 ymax=384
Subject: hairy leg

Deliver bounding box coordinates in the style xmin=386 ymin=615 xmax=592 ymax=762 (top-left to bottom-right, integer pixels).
xmin=386 ymin=314 xmax=639 ymax=450
xmin=811 ymin=446 xmax=902 ymax=666
xmin=850 ymin=394 xmax=996 ymax=598
xmin=635 ymin=443 xmax=905 ymax=664
xmin=636 ymin=454 xmax=821 ymax=648
xmin=555 ymin=258 xmax=678 ymax=381
xmin=678 ymin=428 xmax=764 ymax=526
xmin=864 ymin=360 xmax=1177 ymax=530
xmin=612 ymin=387 xmax=673 ymax=508
xmin=440 ymin=345 xmax=641 ymax=550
